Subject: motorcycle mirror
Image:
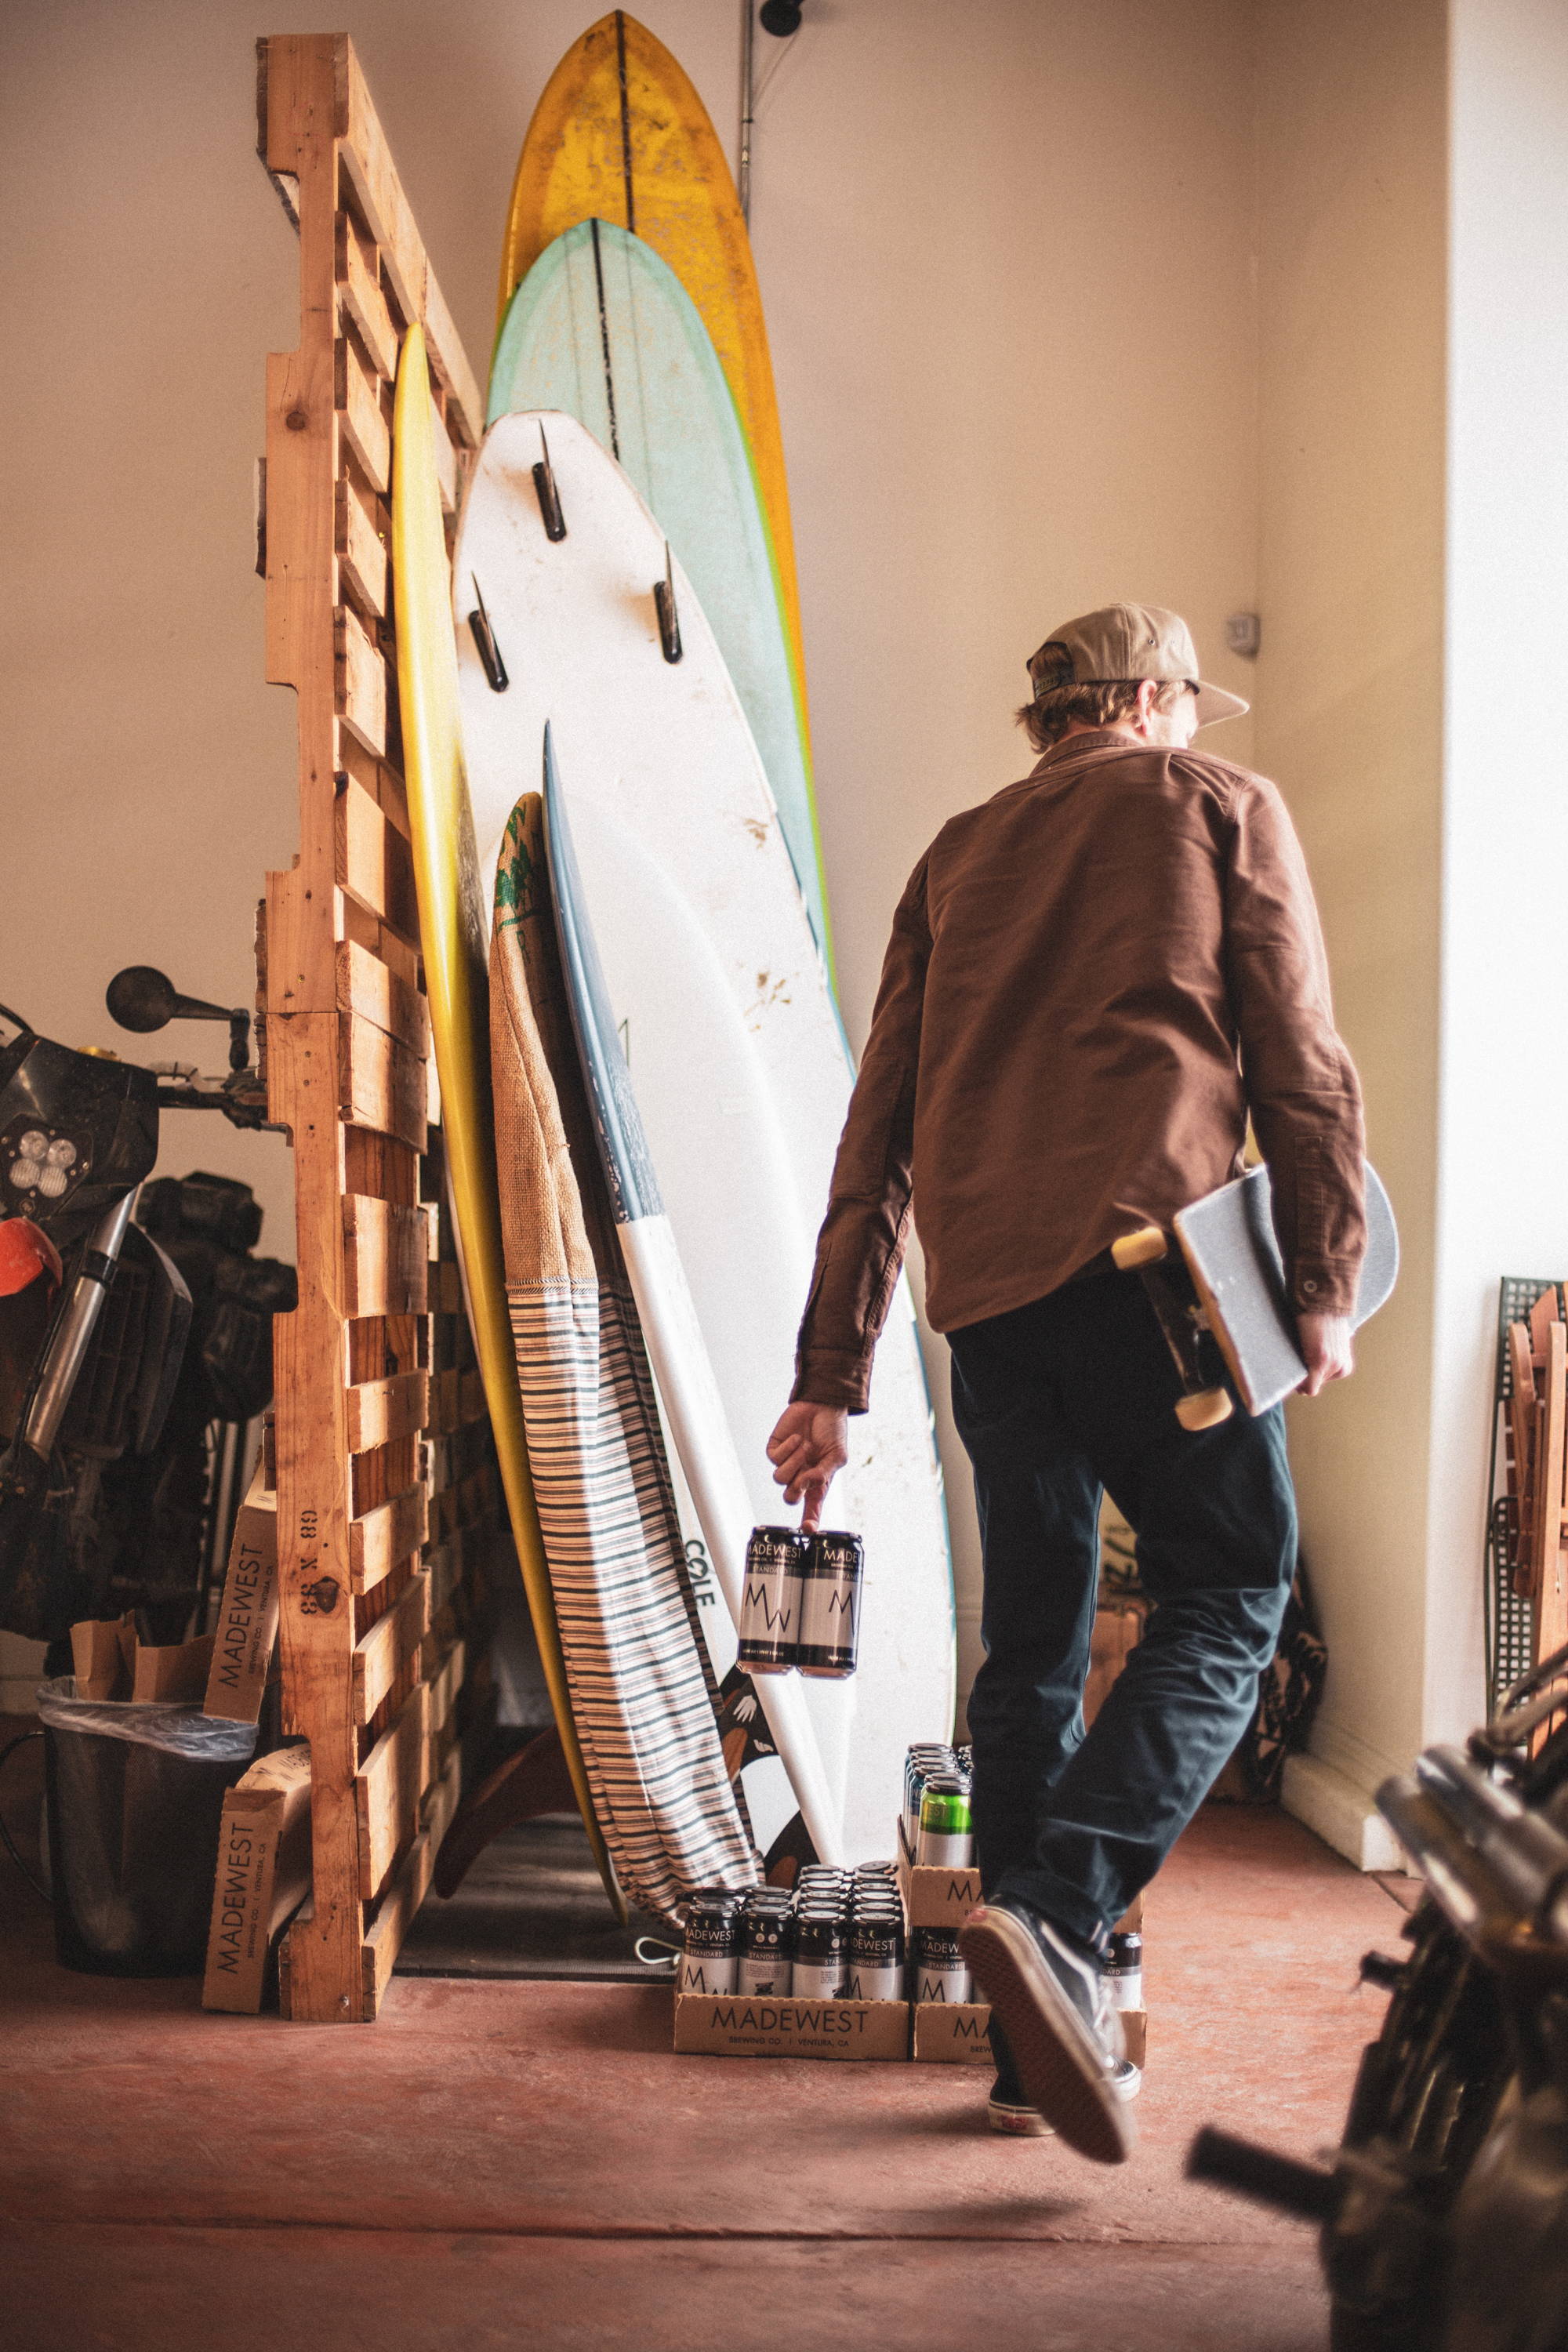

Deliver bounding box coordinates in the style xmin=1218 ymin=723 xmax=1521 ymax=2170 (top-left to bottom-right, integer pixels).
xmin=107 ymin=967 xmax=237 ymax=1034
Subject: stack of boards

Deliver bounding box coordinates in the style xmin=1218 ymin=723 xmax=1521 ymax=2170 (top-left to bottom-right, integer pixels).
xmin=393 ymin=11 xmax=954 ymax=1914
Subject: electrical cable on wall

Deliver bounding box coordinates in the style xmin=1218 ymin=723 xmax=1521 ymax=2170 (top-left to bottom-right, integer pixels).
xmin=739 ymin=0 xmax=805 ymax=223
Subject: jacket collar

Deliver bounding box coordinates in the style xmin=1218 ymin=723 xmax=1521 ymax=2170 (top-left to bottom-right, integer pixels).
xmin=1029 ymin=728 xmax=1145 ymax=776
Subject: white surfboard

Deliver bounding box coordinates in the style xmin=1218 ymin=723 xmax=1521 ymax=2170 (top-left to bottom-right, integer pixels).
xmin=455 ymin=412 xmax=954 ymax=1859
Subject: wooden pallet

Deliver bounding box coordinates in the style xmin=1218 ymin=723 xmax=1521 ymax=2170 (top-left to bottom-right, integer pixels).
xmin=1501 ymin=1283 xmax=1568 ymax=1737
xmin=256 ymin=33 xmax=499 ymax=2020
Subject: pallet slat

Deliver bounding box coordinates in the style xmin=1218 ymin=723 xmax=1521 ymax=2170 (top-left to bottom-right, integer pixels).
xmin=361 ymin=1746 xmax=461 ymax=2011
xmin=355 ymin=1679 xmax=431 ymax=1900
xmin=335 ymin=477 xmax=388 ymax=619
xmin=336 ymin=334 xmax=390 ymax=494
xmin=354 ymin=1566 xmax=431 ymax=1725
xmin=336 ymin=775 xmax=418 ymax=941
xmin=336 ymin=209 xmax=400 ymax=381
xmin=350 ymin=1482 xmax=429 ymax=1595
xmin=339 ymin=1011 xmax=426 ymax=1150
xmin=336 ymin=602 xmax=387 ymax=759
xmin=346 ymin=1369 xmax=429 ymax=1453
xmin=337 ymin=935 xmax=426 ymax=1054
xmin=342 ymin=1194 xmax=430 ymax=1318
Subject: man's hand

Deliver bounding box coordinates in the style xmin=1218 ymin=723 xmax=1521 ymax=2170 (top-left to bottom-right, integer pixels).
xmin=766 ymin=1403 xmax=849 ymax=1531
xmin=1298 ymin=1312 xmax=1354 ymax=1396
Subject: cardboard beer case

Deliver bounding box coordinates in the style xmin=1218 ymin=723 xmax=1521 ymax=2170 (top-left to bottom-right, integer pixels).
xmin=674 ymin=1990 xmax=909 ymax=2062
xmin=201 ymin=1743 xmax=311 ymax=2013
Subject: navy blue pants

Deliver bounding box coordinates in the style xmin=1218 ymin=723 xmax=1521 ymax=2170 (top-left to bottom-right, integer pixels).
xmin=947 ymin=1268 xmax=1297 ymax=1957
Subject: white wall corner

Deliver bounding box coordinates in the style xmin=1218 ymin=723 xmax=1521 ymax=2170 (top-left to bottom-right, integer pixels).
xmin=1282 ymin=1751 xmax=1404 ymax=1871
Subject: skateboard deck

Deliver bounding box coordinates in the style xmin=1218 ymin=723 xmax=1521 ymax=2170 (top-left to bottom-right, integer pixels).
xmin=1121 ymin=1163 xmax=1397 ymax=1423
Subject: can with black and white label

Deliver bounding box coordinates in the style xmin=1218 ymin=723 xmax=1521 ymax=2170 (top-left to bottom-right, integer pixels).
xmin=1105 ymin=1929 xmax=1143 ymax=2012
xmin=912 ymin=1925 xmax=971 ymax=2004
xmin=678 ymin=1895 xmax=740 ymax=1996
xmin=844 ymin=1910 xmax=906 ymax=2000
xmin=736 ymin=1900 xmax=792 ymax=1994
xmin=790 ymin=1908 xmax=848 ymax=1998
xmin=797 ymin=1530 xmax=864 ymax=1678
xmin=737 ymin=1525 xmax=808 ymax=1674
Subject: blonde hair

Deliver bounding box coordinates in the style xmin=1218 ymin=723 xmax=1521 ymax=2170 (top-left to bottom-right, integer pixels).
xmin=1015 ymin=677 xmax=1189 ymax=754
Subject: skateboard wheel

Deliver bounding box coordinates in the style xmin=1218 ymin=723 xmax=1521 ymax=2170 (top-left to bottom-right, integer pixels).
xmin=1175 ymin=1388 xmax=1233 ymax=1432
xmin=1112 ymin=1226 xmax=1169 ymax=1271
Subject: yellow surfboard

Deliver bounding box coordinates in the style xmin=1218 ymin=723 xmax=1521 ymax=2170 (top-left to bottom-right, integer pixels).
xmin=497 ymin=13 xmax=815 ymax=830
xmin=390 ymin=325 xmax=621 ymax=1914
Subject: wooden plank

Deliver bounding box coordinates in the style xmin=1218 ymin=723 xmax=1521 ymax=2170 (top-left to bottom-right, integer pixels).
xmin=425 ymin=1637 xmax=466 ymax=1784
xmin=1537 ymin=1319 xmax=1568 ymax=1658
xmin=355 ymin=1679 xmax=431 ymax=1900
xmin=335 ymin=476 xmax=388 ymax=619
xmin=350 ymin=1483 xmax=428 ymax=1595
xmin=342 ymin=1194 xmax=430 ymax=1319
xmin=336 ymin=935 xmax=426 ymax=1054
xmin=336 ymin=774 xmax=418 ymax=942
xmin=337 ymin=46 xmax=485 ymax=448
xmin=260 ymin=29 xmax=370 ymax=2024
xmin=336 ymin=332 xmax=390 ymax=494
xmin=336 ymin=602 xmax=387 ymax=759
xmin=431 ymin=1261 xmax=465 ymax=1316
xmin=419 ymin=261 xmax=484 ymax=451
xmin=361 ymin=1744 xmax=461 ymax=2013
xmin=335 ymin=209 xmax=399 ymax=381
xmin=346 ymin=1369 xmax=428 ymax=1454
xmin=354 ymin=1566 xmax=430 ymax=1725
xmin=424 ymin=1531 xmax=467 ymax=1621
xmin=339 ymin=1011 xmax=426 ymax=1151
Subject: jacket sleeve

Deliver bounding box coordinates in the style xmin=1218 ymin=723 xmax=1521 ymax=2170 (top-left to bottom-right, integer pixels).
xmin=791 ymin=855 xmax=932 ymax=1413
xmin=1223 ymin=778 xmax=1367 ymax=1316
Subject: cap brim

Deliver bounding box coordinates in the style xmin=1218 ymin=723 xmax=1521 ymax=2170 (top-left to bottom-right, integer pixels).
xmin=1193 ymin=681 xmax=1249 ymax=727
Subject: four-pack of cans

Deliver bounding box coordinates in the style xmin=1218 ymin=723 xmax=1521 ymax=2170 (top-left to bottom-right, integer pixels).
xmin=902 ymin=1742 xmax=975 ymax=1867
xmin=737 ymin=1526 xmax=864 ymax=1679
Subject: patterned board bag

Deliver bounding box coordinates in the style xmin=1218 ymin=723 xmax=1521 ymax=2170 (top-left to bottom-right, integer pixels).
xmin=489 ymin=792 xmax=758 ymax=1920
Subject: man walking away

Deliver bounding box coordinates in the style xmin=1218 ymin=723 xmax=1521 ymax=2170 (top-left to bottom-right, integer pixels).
xmin=767 ymin=605 xmax=1365 ymax=2162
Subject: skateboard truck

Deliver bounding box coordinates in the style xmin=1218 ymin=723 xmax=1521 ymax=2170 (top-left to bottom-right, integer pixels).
xmin=1112 ymin=1225 xmax=1235 ymax=1431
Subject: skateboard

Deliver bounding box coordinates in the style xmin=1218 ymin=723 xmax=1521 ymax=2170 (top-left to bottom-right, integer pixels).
xmin=1111 ymin=1163 xmax=1399 ymax=1428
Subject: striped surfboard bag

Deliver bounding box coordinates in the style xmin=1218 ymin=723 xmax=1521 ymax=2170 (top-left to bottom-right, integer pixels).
xmin=489 ymin=793 xmax=758 ymax=1921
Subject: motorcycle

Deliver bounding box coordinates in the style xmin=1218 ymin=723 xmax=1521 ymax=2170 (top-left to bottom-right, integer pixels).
xmin=1188 ymin=1643 xmax=1568 ymax=2352
xmin=0 ymin=968 xmax=295 ymax=1647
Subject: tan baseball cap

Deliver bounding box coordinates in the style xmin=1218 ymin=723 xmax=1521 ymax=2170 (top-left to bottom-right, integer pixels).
xmin=1027 ymin=602 xmax=1248 ymax=728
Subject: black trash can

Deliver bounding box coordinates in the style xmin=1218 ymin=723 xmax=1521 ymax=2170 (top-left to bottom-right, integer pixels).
xmin=38 ymin=1675 xmax=257 ymax=1976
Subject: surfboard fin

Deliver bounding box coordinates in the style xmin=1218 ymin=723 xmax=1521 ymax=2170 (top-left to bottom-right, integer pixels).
xmin=467 ymin=575 xmax=510 ymax=693
xmin=532 ymin=423 xmax=568 ymax=542
xmin=654 ymin=542 xmax=683 ymax=664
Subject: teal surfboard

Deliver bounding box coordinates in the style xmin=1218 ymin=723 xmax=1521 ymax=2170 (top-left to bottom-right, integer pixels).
xmin=488 ymin=217 xmax=831 ymax=967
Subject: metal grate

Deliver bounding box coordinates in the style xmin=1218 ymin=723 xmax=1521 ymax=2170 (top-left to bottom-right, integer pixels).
xmin=1486 ymin=1277 xmax=1564 ymax=1712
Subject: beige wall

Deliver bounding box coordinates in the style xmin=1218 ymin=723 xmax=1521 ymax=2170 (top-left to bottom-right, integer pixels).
xmin=1251 ymin=0 xmax=1448 ymax=1805
xmin=0 ymin=0 xmax=1263 ymax=1713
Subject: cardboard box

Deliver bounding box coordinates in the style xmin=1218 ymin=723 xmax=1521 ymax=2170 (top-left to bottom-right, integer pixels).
xmin=913 ymin=2000 xmax=993 ymax=2064
xmin=674 ymin=1991 xmax=909 ymax=2062
xmin=201 ymin=1743 xmax=312 ymax=2013
xmin=69 ymin=1615 xmax=132 ymax=1702
xmin=204 ymin=1475 xmax=279 ymax=1724
xmin=896 ymin=1817 xmax=981 ymax=1928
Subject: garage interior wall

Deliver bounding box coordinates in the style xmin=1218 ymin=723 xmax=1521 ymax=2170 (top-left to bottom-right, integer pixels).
xmin=2 ymin=0 xmax=1558 ymax=1854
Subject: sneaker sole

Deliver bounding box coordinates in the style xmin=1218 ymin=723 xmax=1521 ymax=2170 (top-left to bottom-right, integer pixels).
xmin=987 ymin=2099 xmax=1055 ymax=2138
xmin=960 ymin=1907 xmax=1135 ymax=2165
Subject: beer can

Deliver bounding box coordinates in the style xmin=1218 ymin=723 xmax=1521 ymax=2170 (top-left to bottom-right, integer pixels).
xmin=916 ymin=1774 xmax=975 ymax=1869
xmin=678 ymin=1894 xmax=740 ymax=1996
xmin=737 ymin=1525 xmax=808 ymax=1674
xmin=904 ymin=1746 xmax=956 ymax=1844
xmin=844 ymin=1910 xmax=906 ymax=2000
xmin=790 ymin=1909 xmax=848 ymax=1998
xmin=912 ymin=1925 xmax=971 ymax=2004
xmin=736 ymin=1901 xmax=792 ymax=1994
xmin=797 ymin=1529 xmax=864 ymax=1677
xmin=1105 ymin=1929 xmax=1143 ymax=2012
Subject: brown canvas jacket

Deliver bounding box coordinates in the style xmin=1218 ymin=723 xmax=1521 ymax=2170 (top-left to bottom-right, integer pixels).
xmin=793 ymin=730 xmax=1367 ymax=1414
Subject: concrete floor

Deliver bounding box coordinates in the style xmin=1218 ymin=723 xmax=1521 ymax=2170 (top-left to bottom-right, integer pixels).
xmin=0 ymin=1719 xmax=1414 ymax=2351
